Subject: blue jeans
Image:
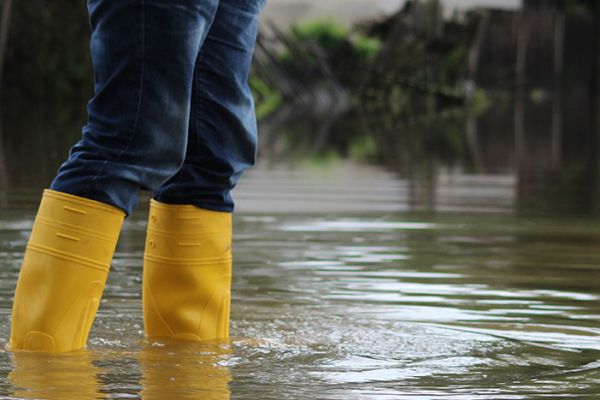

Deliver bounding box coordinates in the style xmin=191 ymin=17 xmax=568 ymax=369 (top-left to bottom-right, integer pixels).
xmin=50 ymin=0 xmax=266 ymax=216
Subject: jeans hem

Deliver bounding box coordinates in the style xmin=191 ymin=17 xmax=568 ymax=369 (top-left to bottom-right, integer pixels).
xmin=151 ymin=197 xmax=234 ymax=213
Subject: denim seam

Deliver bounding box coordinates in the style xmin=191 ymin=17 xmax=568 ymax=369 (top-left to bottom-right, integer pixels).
xmin=85 ymin=0 xmax=146 ymax=204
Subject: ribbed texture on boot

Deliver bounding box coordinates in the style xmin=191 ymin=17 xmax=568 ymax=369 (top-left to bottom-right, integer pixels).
xmin=143 ymin=199 xmax=232 ymax=341
xmin=9 ymin=189 xmax=124 ymax=352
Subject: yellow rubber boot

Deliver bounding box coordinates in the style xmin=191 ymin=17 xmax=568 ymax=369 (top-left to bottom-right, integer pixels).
xmin=9 ymin=189 xmax=125 ymax=352
xmin=143 ymin=199 xmax=232 ymax=341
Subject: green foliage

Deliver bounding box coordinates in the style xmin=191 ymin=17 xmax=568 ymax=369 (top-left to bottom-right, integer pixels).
xmin=389 ymin=86 xmax=410 ymax=116
xmin=563 ymin=0 xmax=593 ymax=15
xmin=435 ymin=118 xmax=466 ymax=161
xmin=353 ymin=33 xmax=382 ymax=60
xmin=291 ymin=19 xmax=349 ymax=50
xmin=349 ymin=134 xmax=378 ymax=161
xmin=442 ymin=45 xmax=467 ymax=70
xmin=290 ymin=19 xmax=382 ymax=62
xmin=250 ymin=76 xmax=283 ymax=119
xmin=303 ymin=148 xmax=342 ymax=167
xmin=249 ymin=76 xmax=271 ymax=99
xmin=472 ymin=89 xmax=491 ymax=114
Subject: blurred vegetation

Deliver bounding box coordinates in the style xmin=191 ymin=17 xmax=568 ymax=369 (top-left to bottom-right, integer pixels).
xmin=562 ymin=0 xmax=596 ymax=15
xmin=1 ymin=0 xmax=474 ymax=119
xmin=359 ymin=0 xmax=479 ymax=127
xmin=290 ymin=19 xmax=381 ymax=88
xmin=291 ymin=19 xmax=381 ymax=61
xmin=270 ymin=18 xmax=382 ymax=93
xmin=249 ymin=76 xmax=283 ymax=120
xmin=251 ymin=1 xmax=481 ymax=121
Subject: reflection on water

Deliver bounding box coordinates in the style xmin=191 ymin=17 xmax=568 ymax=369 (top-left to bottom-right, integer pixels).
xmin=7 ymin=343 xmax=231 ymax=399
xmin=255 ymin=97 xmax=600 ymax=218
xmin=9 ymin=351 xmax=101 ymax=399
xmin=140 ymin=341 xmax=231 ymax=400
xmin=1 ymin=101 xmax=600 ymax=398
xmin=2 ymin=96 xmax=600 ymax=218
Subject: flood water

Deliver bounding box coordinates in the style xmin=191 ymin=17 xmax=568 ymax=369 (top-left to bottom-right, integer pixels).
xmin=0 ymin=102 xmax=600 ymax=399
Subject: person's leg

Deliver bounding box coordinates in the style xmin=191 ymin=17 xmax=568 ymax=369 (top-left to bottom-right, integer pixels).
xmin=143 ymin=0 xmax=267 ymax=342
xmin=152 ymin=0 xmax=267 ymax=211
xmin=51 ymin=0 xmax=219 ymax=216
xmin=10 ymin=0 xmax=219 ymax=353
